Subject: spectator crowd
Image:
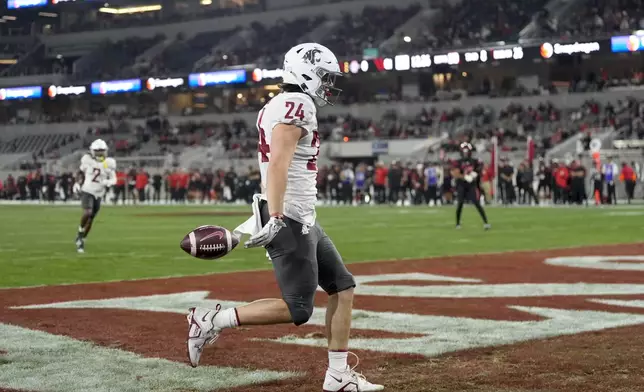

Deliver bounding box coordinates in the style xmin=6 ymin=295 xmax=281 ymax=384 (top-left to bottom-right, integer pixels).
xmin=2 ymin=155 xmax=642 ymax=206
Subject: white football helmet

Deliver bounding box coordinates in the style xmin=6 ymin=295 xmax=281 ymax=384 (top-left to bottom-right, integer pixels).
xmin=282 ymin=43 xmax=342 ymax=107
xmin=89 ymin=139 xmax=108 ymax=160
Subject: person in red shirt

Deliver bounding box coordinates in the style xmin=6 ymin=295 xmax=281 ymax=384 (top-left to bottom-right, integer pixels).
xmin=177 ymin=169 xmax=190 ymax=203
xmin=135 ymin=169 xmax=148 ymax=203
xmin=620 ymin=162 xmax=636 ymax=203
xmin=114 ymin=170 xmax=127 ymax=205
xmin=168 ymin=171 xmax=179 ymax=202
xmin=373 ymin=161 xmax=388 ymax=204
xmin=553 ymin=162 xmax=569 ymax=204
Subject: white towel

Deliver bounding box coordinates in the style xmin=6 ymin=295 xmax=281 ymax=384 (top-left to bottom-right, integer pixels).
xmin=233 ymin=194 xmax=272 ymax=261
xmin=233 ymin=193 xmax=264 ymax=238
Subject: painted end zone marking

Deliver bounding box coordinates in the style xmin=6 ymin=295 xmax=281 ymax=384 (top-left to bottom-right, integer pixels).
xmin=3 ymin=244 xmax=644 ymax=392
xmin=0 ymin=322 xmax=297 ymax=392
xmin=546 ymin=256 xmax=644 ymax=271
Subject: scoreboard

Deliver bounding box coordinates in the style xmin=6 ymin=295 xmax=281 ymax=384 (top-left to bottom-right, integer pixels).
xmin=7 ymin=0 xmax=47 ymax=9
xmin=6 ymin=0 xmax=89 ymax=9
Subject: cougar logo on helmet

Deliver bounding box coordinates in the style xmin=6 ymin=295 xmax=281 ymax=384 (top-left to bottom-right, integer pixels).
xmin=302 ymin=48 xmax=323 ymax=65
xmin=283 ymin=43 xmax=342 ymax=107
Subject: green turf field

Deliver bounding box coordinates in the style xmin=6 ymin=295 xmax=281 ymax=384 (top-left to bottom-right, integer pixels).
xmin=0 ymin=204 xmax=642 ymax=288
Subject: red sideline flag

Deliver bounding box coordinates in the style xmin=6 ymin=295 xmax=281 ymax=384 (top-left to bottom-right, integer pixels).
xmin=526 ymin=136 xmax=535 ymax=165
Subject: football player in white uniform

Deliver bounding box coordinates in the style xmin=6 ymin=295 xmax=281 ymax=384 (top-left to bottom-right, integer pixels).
xmin=75 ymin=139 xmax=117 ymax=253
xmin=186 ymin=44 xmax=384 ymax=391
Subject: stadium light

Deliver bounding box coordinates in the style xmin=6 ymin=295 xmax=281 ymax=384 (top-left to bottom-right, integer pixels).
xmin=403 ymin=36 xmax=411 ymax=43
xmin=99 ymin=5 xmax=162 ymax=14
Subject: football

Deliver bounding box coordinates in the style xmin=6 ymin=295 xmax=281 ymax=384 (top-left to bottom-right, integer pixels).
xmin=180 ymin=225 xmax=239 ymax=260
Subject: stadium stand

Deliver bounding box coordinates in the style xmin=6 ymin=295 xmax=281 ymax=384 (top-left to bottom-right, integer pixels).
xmin=400 ymin=0 xmax=549 ymax=52
xmin=61 ymin=0 xmax=265 ymax=33
xmin=222 ymin=16 xmax=327 ymax=66
xmin=1 ymin=1 xmax=425 ymax=79
xmin=0 ymin=88 xmax=637 ymax=175
xmin=0 ymin=0 xmax=643 ymax=204
xmin=73 ymin=36 xmax=165 ymax=80
xmin=321 ymin=5 xmax=421 ymax=57
xmin=157 ymin=29 xmax=241 ymax=74
xmin=542 ymin=0 xmax=644 ymax=38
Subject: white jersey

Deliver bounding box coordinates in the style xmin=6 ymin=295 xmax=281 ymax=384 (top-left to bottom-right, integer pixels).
xmin=80 ymin=154 xmax=117 ymax=198
xmin=256 ymin=92 xmax=319 ymax=226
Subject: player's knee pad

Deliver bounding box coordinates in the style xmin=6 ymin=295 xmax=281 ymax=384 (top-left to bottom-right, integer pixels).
xmin=284 ymin=295 xmax=315 ymax=326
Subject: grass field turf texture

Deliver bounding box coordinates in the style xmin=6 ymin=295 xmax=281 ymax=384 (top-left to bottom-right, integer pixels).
xmin=1 ymin=204 xmax=643 ymax=287
xmin=1 ymin=204 xmax=644 ymax=392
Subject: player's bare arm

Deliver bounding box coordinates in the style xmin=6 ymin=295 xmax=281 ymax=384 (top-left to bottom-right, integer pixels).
xmin=266 ymin=123 xmax=305 ymax=216
xmin=244 ymin=123 xmax=303 ymax=249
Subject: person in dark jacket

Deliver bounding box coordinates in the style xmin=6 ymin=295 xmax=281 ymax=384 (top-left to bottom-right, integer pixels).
xmin=518 ymin=161 xmax=538 ymax=205
xmin=499 ymin=158 xmax=515 ymax=205
xmin=569 ymin=160 xmax=587 ymax=205
xmin=387 ymin=161 xmax=403 ymax=204
xmin=451 ymin=143 xmax=490 ymax=229
xmin=536 ymin=159 xmax=550 ymax=202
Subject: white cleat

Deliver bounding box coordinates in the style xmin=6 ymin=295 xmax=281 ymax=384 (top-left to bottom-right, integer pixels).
xmin=323 ymin=353 xmax=384 ymax=391
xmin=186 ymin=306 xmax=222 ymax=367
xmin=75 ymin=237 xmax=84 ymax=253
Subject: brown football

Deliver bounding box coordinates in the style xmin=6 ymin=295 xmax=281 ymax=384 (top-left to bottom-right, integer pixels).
xmin=180 ymin=225 xmax=239 ymax=260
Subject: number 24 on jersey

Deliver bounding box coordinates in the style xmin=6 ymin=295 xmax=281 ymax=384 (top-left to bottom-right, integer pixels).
xmin=257 ymin=101 xmax=320 ymax=171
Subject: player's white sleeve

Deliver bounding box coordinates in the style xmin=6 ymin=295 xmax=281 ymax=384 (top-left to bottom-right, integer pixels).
xmin=268 ymin=93 xmax=317 ymax=135
xmin=104 ymin=158 xmax=117 ymax=186
xmin=104 ymin=173 xmax=117 ymax=187
xmin=80 ymin=154 xmax=91 ymax=172
xmin=107 ymin=158 xmax=117 ymax=172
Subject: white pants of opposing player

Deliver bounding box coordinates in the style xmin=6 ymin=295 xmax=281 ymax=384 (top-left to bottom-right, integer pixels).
xmin=223 ymin=186 xmax=232 ymax=201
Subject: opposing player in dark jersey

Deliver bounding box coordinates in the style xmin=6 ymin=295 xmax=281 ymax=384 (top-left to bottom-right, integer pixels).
xmin=450 ymin=142 xmax=491 ymax=230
